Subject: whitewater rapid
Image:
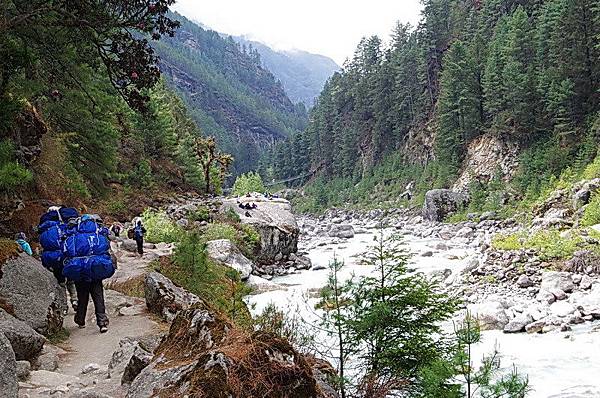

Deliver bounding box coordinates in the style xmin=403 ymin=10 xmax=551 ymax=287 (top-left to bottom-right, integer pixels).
xmin=247 ymin=228 xmax=600 ymax=398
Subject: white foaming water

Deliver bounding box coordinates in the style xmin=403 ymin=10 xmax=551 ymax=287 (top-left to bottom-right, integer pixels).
xmin=247 ymin=228 xmax=600 ymax=398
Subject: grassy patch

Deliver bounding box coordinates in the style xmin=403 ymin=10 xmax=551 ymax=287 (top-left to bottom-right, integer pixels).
xmin=47 ymin=327 xmax=70 ymax=344
xmin=492 ymin=229 xmax=600 ymax=260
xmin=105 ymin=275 xmax=145 ymax=298
xmin=0 ymin=238 xmax=20 ymax=265
xmin=580 ymin=193 xmax=600 ymax=227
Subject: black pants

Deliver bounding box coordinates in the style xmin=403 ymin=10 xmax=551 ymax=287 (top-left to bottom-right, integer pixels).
xmin=52 ymin=267 xmax=77 ymax=302
xmin=74 ymin=280 xmax=108 ymax=328
xmin=135 ymin=237 xmax=144 ymax=255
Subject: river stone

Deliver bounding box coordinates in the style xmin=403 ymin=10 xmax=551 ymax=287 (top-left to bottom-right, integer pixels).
xmin=467 ymin=301 xmax=509 ymax=330
xmin=540 ymin=271 xmax=575 ymax=293
xmin=206 ymin=239 xmax=253 ymax=280
xmin=0 ymin=308 xmax=45 ymax=361
xmin=422 ymin=189 xmax=469 ymax=222
xmin=550 ymin=301 xmax=576 ymax=317
xmin=0 ymin=333 xmax=17 ymax=397
xmin=525 ymin=320 xmax=546 ymax=334
xmin=580 ymin=275 xmax=593 ymax=290
xmin=0 ymin=253 xmax=66 ymax=336
xmin=503 ymin=313 xmax=534 ymax=333
xmin=516 ymin=274 xmax=533 ymax=288
xmin=328 ymin=224 xmax=355 ymax=239
xmin=144 ymin=272 xmax=202 ymax=322
xmin=536 ymin=289 xmax=556 ymax=304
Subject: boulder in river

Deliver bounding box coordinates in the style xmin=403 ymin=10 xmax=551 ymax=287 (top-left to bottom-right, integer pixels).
xmin=422 ymin=189 xmax=469 ymax=222
xmin=540 ymin=271 xmax=575 ymax=293
xmin=467 ymin=301 xmax=509 ymax=330
xmin=144 ymin=272 xmax=202 ymax=322
xmin=206 ymin=239 xmax=253 ymax=280
xmin=221 ymin=196 xmax=299 ymax=264
xmin=328 ymin=224 xmax=355 ymax=239
xmin=0 ymin=253 xmax=66 ymax=336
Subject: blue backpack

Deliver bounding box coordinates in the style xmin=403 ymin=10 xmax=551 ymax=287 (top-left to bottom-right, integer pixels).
xmin=38 ymin=216 xmax=68 ymax=271
xmin=61 ymin=215 xmax=114 ymax=282
xmin=134 ymin=225 xmax=144 ymax=240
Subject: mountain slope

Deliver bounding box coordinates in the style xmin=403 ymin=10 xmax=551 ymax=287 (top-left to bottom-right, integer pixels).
xmin=272 ymin=0 xmax=599 ymax=212
xmin=234 ymin=37 xmax=340 ymax=107
xmin=152 ymin=13 xmax=308 ymax=175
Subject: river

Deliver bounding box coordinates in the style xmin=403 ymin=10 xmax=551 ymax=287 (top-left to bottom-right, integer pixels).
xmin=247 ymin=225 xmax=600 ymax=398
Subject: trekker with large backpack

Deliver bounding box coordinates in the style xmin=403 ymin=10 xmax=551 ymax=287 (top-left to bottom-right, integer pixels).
xmin=133 ymin=220 xmax=146 ymax=257
xmin=38 ymin=206 xmax=80 ymax=311
xmin=62 ymin=214 xmax=116 ymax=333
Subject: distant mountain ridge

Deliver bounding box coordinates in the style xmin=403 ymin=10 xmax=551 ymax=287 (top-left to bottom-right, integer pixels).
xmin=234 ymin=37 xmax=340 ymax=107
xmin=151 ymin=13 xmax=308 ymax=175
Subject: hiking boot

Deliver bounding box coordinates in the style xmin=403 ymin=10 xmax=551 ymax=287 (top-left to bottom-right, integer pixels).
xmin=99 ymin=326 xmax=108 ymax=333
xmin=71 ymin=300 xmax=78 ymax=312
xmin=77 ymin=324 xmax=86 ymax=329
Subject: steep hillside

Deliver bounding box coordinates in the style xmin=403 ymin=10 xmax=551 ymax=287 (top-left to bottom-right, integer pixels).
xmin=272 ymin=0 xmax=600 ymax=212
xmin=235 ymin=37 xmax=340 ymax=107
xmin=152 ymin=14 xmax=308 ymax=175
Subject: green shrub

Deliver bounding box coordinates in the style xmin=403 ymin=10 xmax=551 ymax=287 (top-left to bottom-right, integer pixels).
xmin=232 ymin=171 xmax=265 ymax=196
xmin=189 ymin=206 xmax=211 ymax=222
xmin=201 ymin=222 xmax=260 ymax=258
xmin=0 ymin=139 xmax=32 ymax=192
xmin=582 ymin=152 xmax=600 ymax=180
xmin=142 ymin=209 xmax=183 ymax=243
xmin=581 ymin=193 xmax=600 ymax=227
xmin=492 ymin=233 xmax=523 ymax=251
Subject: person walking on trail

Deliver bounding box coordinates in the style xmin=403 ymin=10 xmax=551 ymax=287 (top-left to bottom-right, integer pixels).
xmin=109 ymin=222 xmax=122 ymax=238
xmin=134 ymin=220 xmax=146 ymax=257
xmin=38 ymin=205 xmax=80 ymax=312
xmin=15 ymin=232 xmax=32 ymax=255
xmin=62 ymin=214 xmax=115 ymax=333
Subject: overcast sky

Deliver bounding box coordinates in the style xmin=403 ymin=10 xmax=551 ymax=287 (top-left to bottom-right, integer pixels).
xmin=172 ymin=0 xmax=423 ymax=65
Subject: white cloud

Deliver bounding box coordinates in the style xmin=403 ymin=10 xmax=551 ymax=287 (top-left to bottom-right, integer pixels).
xmin=172 ymin=0 xmax=423 ymax=65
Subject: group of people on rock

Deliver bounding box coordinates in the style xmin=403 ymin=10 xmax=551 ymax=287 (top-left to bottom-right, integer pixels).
xmin=13 ymin=206 xmax=147 ymax=334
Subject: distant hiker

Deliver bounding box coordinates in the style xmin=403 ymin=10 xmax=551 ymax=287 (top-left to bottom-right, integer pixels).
xmin=62 ymin=214 xmax=115 ymax=333
xmin=14 ymin=232 xmax=32 ymax=256
xmin=245 ymin=211 xmax=251 ymax=217
xmin=109 ymin=223 xmax=122 ymax=238
xmin=134 ymin=220 xmax=146 ymax=257
xmin=38 ymin=205 xmax=80 ymax=311
xmin=250 ymin=203 xmax=257 ymax=209
xmin=400 ymin=181 xmax=415 ymax=201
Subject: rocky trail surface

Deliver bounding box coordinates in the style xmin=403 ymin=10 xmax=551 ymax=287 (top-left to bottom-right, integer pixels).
xmin=18 ymin=241 xmax=173 ymax=398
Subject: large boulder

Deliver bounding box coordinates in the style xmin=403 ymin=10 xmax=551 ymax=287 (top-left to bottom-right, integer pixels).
xmin=422 ymin=189 xmax=469 ymax=222
xmin=221 ymin=196 xmax=299 ymax=264
xmin=0 ymin=308 xmax=45 ymax=361
xmin=109 ymin=336 xmax=161 ymax=384
xmin=540 ymin=271 xmax=575 ymax=293
xmin=328 ymin=224 xmax=355 ymax=239
xmin=0 ymin=253 xmax=66 ymax=336
xmin=0 ymin=333 xmax=18 ymax=397
xmin=206 ymin=239 xmax=253 ymax=280
xmin=128 ymin=306 xmax=326 ymax=398
xmin=467 ymin=301 xmax=509 ymax=330
xmin=144 ymin=272 xmax=202 ymax=322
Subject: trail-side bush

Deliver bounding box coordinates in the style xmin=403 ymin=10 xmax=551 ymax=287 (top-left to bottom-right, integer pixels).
xmin=142 ymin=209 xmax=183 ymax=243
xmin=0 ymin=139 xmax=32 ymax=192
xmin=201 ymin=222 xmax=259 ymax=258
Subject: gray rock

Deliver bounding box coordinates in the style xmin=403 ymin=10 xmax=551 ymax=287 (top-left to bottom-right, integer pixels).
xmin=221 ymin=196 xmax=299 ymax=264
xmin=541 ymin=271 xmax=575 ymax=293
xmin=504 ymin=313 xmax=534 ymax=333
xmin=0 ymin=254 xmax=66 ymax=336
xmin=525 ymin=320 xmax=546 ymax=334
xmin=516 ymin=274 xmax=533 ymax=288
xmin=121 ymin=239 xmax=138 ymax=253
xmin=206 ymin=239 xmax=253 ymax=280
xmin=15 ymin=360 xmax=30 ymax=381
xmin=81 ymin=363 xmax=101 ymax=374
xmin=0 ymin=333 xmax=17 ymax=397
xmin=422 ymin=189 xmax=469 ymax=222
xmin=421 ymin=251 xmax=434 ymax=257
xmin=121 ymin=346 xmax=152 ymax=385
xmin=34 ymin=350 xmax=59 ymax=371
xmin=144 ymin=272 xmax=202 ymax=322
xmin=536 ymin=289 xmax=556 ymax=304
xmin=328 ymin=224 xmax=355 ymax=239
xmin=0 ymin=308 xmax=45 ymax=361
xmin=563 ymin=250 xmax=600 ymax=274
xmin=467 ymin=301 xmax=509 ymax=330
xmin=580 ymin=275 xmax=594 ymax=290
xmin=549 ymin=288 xmax=567 ymax=301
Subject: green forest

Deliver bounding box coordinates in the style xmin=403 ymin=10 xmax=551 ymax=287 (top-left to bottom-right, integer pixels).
xmin=268 ymin=0 xmax=599 ymax=212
